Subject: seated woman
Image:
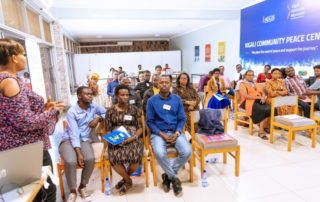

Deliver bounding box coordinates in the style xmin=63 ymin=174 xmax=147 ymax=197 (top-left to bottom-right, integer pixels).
xmin=256 ymin=64 xmax=272 ymax=83
xmin=204 ymin=68 xmax=231 ymax=109
xmin=264 ymin=68 xmax=294 ymax=115
xmin=105 ymin=84 xmax=144 ymax=195
xmin=172 ymin=72 xmax=200 ymax=132
xmin=239 ymin=70 xmax=271 ymax=140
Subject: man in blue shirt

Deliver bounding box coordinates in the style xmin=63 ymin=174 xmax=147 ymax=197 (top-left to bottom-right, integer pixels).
xmin=147 ymin=75 xmax=191 ymax=196
xmin=107 ymin=70 xmax=119 ymax=96
xmin=60 ymin=86 xmax=106 ymax=202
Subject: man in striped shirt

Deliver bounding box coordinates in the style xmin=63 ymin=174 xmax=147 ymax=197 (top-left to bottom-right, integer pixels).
xmin=285 ymin=66 xmax=310 ymax=118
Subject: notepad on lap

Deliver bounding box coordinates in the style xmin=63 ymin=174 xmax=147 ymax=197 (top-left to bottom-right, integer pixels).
xmin=103 ymin=126 xmax=131 ymax=145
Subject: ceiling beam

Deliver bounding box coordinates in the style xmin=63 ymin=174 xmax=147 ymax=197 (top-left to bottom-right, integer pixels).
xmin=50 ymin=8 xmax=240 ymax=20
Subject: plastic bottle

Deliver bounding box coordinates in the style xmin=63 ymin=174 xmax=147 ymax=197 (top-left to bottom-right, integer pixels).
xmin=201 ymin=170 xmax=208 ymax=187
xmin=104 ymin=177 xmax=112 ymax=195
xmin=206 ymin=157 xmax=218 ymax=164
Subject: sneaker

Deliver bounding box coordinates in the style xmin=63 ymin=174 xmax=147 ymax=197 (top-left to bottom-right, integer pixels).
xmin=67 ymin=193 xmax=77 ymax=202
xmin=172 ymin=177 xmax=182 ymax=196
xmin=78 ymin=187 xmax=92 ymax=202
xmin=161 ymin=173 xmax=171 ymax=193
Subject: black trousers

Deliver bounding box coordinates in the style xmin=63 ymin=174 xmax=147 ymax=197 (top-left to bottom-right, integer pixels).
xmin=33 ymin=150 xmax=56 ymax=202
xmin=298 ymin=99 xmax=310 ymax=118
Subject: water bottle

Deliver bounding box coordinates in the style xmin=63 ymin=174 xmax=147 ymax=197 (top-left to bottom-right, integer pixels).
xmin=104 ymin=178 xmax=112 ymax=195
xmin=201 ymin=170 xmax=208 ymax=187
xmin=206 ymin=157 xmax=218 ymax=164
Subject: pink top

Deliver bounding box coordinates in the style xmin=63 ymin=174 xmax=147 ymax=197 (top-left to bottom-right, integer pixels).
xmin=0 ymin=73 xmax=58 ymax=151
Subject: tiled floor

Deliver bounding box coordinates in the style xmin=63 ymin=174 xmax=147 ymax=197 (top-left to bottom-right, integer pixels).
xmin=50 ymin=119 xmax=320 ymax=202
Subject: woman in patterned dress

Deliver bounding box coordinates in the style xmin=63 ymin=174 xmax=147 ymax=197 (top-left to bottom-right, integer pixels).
xmin=172 ymin=72 xmax=200 ymax=132
xmin=264 ymin=68 xmax=294 ymax=115
xmin=0 ymin=39 xmax=64 ymax=201
xmin=105 ymin=84 xmax=144 ymax=194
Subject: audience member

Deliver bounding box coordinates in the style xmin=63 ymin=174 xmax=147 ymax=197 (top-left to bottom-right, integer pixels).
xmin=113 ymin=77 xmax=142 ymax=108
xmin=205 ymin=68 xmax=231 ymax=109
xmin=219 ymin=65 xmax=234 ymax=96
xmin=134 ymin=70 xmax=152 ymax=98
xmin=118 ymin=66 xmax=127 ymax=76
xmin=0 ymin=39 xmax=64 ymax=202
xmin=239 ymin=70 xmax=271 ymax=140
xmin=256 ymin=65 xmax=272 ymax=83
xmin=147 ymin=75 xmax=191 ymax=196
xmin=138 ymin=72 xmax=145 ymax=83
xmin=285 ymin=66 xmax=310 ymax=118
xmin=232 ymin=64 xmax=243 ymax=87
xmin=88 ymin=80 xmax=108 ymax=108
xmin=142 ymin=75 xmax=159 ymax=114
xmin=280 ymin=67 xmax=287 ymax=79
xmin=107 ymin=70 xmax=119 ymax=96
xmin=137 ymin=64 xmax=144 ymax=76
xmin=152 ymin=65 xmax=162 ymax=80
xmin=105 ymin=84 xmax=144 ymax=195
xmin=198 ymin=70 xmax=214 ymax=93
xmin=60 ymin=86 xmax=106 ymax=202
xmin=23 ymin=71 xmax=32 ymax=90
xmin=172 ymin=72 xmax=200 ymax=132
xmin=264 ymin=68 xmax=293 ymax=115
xmin=306 ymin=65 xmax=320 ymax=87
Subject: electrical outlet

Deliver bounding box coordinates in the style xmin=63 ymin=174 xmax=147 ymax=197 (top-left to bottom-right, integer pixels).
xmin=0 ymin=169 xmax=7 ymax=178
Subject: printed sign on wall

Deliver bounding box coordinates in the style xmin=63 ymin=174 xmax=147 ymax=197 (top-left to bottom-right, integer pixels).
xmin=218 ymin=41 xmax=226 ymax=62
xmin=205 ymin=44 xmax=211 ymax=62
xmin=194 ymin=46 xmax=200 ymax=62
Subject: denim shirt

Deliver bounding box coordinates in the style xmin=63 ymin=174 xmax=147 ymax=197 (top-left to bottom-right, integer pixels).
xmin=61 ymin=103 xmax=106 ymax=148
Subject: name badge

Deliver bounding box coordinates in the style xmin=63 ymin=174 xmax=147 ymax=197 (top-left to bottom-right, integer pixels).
xmin=124 ymin=115 xmax=133 ymax=121
xmin=146 ymin=83 xmax=150 ymax=87
xmin=163 ymin=104 xmax=171 ymax=110
xmin=129 ymin=100 xmax=135 ymax=104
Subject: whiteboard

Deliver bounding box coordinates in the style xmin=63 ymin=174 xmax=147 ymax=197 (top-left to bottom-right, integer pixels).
xmin=74 ymin=50 xmax=181 ymax=85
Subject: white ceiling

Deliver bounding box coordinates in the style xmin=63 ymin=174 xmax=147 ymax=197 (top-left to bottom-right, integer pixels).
xmin=41 ymin=0 xmax=264 ymax=42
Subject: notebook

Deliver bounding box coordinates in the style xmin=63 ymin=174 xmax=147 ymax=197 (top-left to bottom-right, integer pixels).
xmin=103 ymin=126 xmax=131 ymax=145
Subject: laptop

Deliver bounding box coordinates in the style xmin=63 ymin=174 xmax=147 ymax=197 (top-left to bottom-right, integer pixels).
xmin=0 ymin=141 xmax=43 ymax=194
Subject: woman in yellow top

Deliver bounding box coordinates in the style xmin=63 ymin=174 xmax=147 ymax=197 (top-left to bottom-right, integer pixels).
xmin=204 ymin=68 xmax=231 ymax=109
xmin=264 ymin=68 xmax=294 ymax=115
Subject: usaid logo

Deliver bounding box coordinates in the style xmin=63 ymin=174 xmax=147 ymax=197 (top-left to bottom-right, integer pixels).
xmin=262 ymin=15 xmax=275 ymax=23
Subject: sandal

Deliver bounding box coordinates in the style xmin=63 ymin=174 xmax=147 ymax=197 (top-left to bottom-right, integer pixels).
xmin=258 ymin=133 xmax=269 ymax=140
xmin=115 ymin=179 xmax=125 ymax=190
xmin=119 ymin=180 xmax=132 ymax=195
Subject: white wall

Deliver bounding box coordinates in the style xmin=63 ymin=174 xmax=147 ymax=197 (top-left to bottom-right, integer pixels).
xmin=169 ymin=19 xmax=241 ymax=78
xmin=73 ymin=50 xmax=181 ymax=86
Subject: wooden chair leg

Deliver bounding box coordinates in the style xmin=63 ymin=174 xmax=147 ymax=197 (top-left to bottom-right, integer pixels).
xmin=151 ymin=156 xmax=157 ymax=186
xmin=235 ymin=147 xmax=240 ymax=177
xmin=200 ymin=151 xmax=205 ymax=177
xmin=57 ymin=164 xmax=65 ymax=200
xmin=269 ymin=124 xmax=274 ymax=144
xmin=249 ymin=118 xmax=253 ymax=135
xmin=288 ymin=130 xmax=293 ymax=152
xmin=100 ymin=163 xmax=104 ymax=193
xmin=223 ymin=152 xmax=227 ymax=164
xmin=292 ymin=131 xmax=296 ymax=141
xmin=189 ymin=155 xmax=194 ymax=183
xmin=144 ymin=158 xmax=149 ymax=187
xmin=234 ymin=116 xmax=238 ymax=131
xmin=312 ymin=127 xmax=317 ymax=148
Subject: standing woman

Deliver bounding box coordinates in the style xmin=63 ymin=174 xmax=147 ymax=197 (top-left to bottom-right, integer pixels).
xmin=105 ymin=84 xmax=144 ymax=195
xmin=172 ymin=72 xmax=200 ymax=132
xmin=0 ymin=39 xmax=64 ymax=201
xmin=204 ymin=68 xmax=231 ymax=109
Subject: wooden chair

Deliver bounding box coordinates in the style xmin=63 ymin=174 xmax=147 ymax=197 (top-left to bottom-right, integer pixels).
xmin=57 ymin=121 xmax=110 ymax=199
xmin=147 ymin=127 xmax=194 ymax=186
xmin=310 ymin=94 xmax=320 ymax=124
xmin=140 ymin=114 xmax=149 ymax=187
xmin=189 ymin=109 xmax=240 ymax=177
xmin=269 ymin=96 xmax=317 ymax=152
xmin=233 ymin=91 xmax=253 ymax=135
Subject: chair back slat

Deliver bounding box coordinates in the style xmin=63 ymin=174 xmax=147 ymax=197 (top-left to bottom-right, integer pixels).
xmin=273 ymin=96 xmax=297 ymax=107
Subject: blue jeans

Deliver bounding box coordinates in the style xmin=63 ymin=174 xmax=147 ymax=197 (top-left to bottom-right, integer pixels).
xmin=151 ymin=133 xmax=192 ymax=179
